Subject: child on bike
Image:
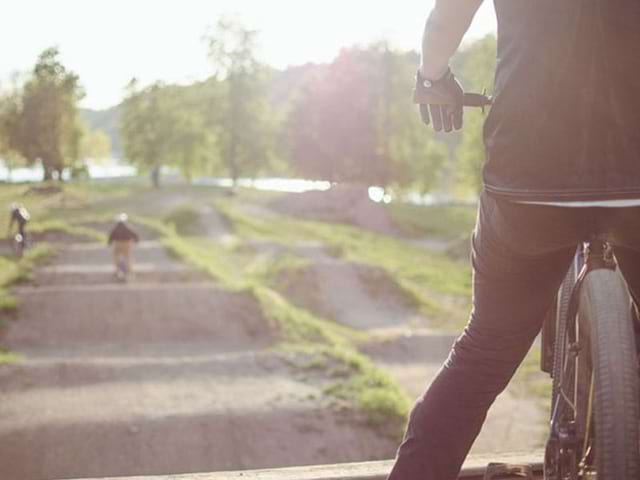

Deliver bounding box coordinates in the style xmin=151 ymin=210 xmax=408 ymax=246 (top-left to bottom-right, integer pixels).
xmin=107 ymin=213 xmax=139 ymax=279
xmin=7 ymin=203 xmax=31 ymax=254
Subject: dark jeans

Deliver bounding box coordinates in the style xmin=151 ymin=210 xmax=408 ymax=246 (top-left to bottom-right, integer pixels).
xmin=388 ymin=193 xmax=640 ymax=480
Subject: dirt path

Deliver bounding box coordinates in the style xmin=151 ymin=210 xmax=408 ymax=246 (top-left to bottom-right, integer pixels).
xmin=274 ymin=243 xmax=549 ymax=455
xmin=361 ymin=331 xmax=548 ymax=454
xmin=0 ymin=237 xmax=396 ymax=480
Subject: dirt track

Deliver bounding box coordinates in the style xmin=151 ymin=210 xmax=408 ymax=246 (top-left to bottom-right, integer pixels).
xmin=0 ymin=192 xmax=548 ymax=479
xmin=272 ymin=243 xmax=548 ymax=455
xmin=0 ymin=237 xmax=396 ymax=480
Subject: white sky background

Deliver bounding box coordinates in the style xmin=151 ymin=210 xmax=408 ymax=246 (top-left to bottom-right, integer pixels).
xmin=1 ymin=1 xmax=496 ymax=110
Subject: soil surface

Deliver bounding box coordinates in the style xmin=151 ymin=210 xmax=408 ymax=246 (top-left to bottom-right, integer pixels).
xmin=360 ymin=331 xmax=549 ymax=454
xmin=0 ymin=196 xmax=548 ymax=479
xmin=0 ymin=237 xmax=396 ymax=480
xmin=272 ymin=244 xmax=549 ymax=455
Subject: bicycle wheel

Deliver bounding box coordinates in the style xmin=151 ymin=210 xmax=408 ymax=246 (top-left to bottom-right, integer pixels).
xmin=13 ymin=234 xmax=25 ymax=258
xmin=579 ymin=268 xmax=640 ymax=479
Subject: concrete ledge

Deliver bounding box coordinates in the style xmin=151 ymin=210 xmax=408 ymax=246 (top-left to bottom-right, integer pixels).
xmin=65 ymin=452 xmax=543 ymax=480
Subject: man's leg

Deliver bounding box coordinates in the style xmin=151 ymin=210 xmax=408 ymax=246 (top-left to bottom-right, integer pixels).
xmin=388 ymin=195 xmax=578 ymax=480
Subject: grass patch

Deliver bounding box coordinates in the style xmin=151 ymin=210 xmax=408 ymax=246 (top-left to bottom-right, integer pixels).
xmin=322 ymin=345 xmax=410 ymax=431
xmin=0 ymin=243 xmax=55 ymax=288
xmin=217 ymin=200 xmax=471 ymax=329
xmin=163 ymin=205 xmax=202 ymax=235
xmin=0 ymin=349 xmax=21 ymax=365
xmin=0 ymin=243 xmax=56 ymax=335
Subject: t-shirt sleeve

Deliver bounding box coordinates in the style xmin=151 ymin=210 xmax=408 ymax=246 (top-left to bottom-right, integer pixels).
xmin=421 ymin=0 xmax=485 ymax=80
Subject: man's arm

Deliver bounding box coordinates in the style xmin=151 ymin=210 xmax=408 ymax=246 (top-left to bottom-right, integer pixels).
xmin=420 ymin=0 xmax=484 ymax=80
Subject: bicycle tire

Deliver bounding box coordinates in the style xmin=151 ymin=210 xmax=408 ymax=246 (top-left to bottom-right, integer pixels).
xmin=550 ymin=258 xmax=578 ymax=414
xmin=579 ymin=268 xmax=640 ymax=479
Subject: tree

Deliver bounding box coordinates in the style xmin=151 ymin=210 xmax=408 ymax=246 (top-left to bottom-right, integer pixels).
xmin=287 ymin=48 xmax=388 ymax=185
xmin=373 ymin=44 xmax=448 ymax=194
xmin=120 ymin=80 xmax=218 ymax=186
xmin=11 ymin=47 xmax=85 ymax=180
xmin=121 ymin=80 xmax=172 ymax=187
xmin=286 ymin=44 xmax=447 ymax=193
xmin=0 ymin=82 xmax=26 ymax=178
xmin=162 ymin=84 xmax=219 ymax=183
xmin=204 ymin=18 xmax=276 ymax=185
xmin=79 ymin=124 xmax=112 ymax=162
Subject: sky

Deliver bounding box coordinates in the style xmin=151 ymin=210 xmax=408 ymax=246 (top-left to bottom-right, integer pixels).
xmin=1 ymin=1 xmax=496 ymax=110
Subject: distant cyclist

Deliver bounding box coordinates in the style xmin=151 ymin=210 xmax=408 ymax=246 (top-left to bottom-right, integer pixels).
xmin=7 ymin=203 xmax=30 ymax=256
xmin=107 ymin=213 xmax=139 ymax=280
xmin=389 ymin=2 xmax=640 ymax=480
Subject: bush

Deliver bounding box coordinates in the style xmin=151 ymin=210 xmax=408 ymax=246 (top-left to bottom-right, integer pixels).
xmin=163 ymin=206 xmax=201 ymax=235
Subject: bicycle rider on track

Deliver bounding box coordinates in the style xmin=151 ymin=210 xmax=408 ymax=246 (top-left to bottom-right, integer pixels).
xmin=8 ymin=202 xmax=30 ymax=249
xmin=388 ymin=2 xmax=640 ymax=479
xmin=107 ymin=213 xmax=139 ymax=278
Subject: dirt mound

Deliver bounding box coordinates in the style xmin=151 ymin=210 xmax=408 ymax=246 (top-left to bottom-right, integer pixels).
xmin=30 ymin=230 xmax=94 ymax=244
xmin=360 ymin=331 xmax=457 ymax=365
xmin=54 ymin=241 xmax=175 ymax=266
xmin=33 ymin=264 xmax=209 ymax=286
xmin=81 ymin=221 xmax=161 ymax=240
xmin=0 ymin=404 xmax=395 ymax=480
xmin=269 ymin=185 xmax=399 ymax=235
xmin=275 ymin=260 xmax=427 ymax=331
xmin=5 ymin=285 xmax=273 ymax=353
xmin=0 ymin=348 xmax=396 ymax=480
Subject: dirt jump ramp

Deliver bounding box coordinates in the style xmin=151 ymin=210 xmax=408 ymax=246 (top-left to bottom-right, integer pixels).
xmin=6 ymin=284 xmax=272 ymax=353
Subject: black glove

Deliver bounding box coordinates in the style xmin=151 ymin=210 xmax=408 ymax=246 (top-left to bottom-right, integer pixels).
xmin=413 ymin=68 xmax=464 ymax=133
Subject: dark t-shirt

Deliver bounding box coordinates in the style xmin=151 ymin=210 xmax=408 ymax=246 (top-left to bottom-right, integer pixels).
xmin=108 ymin=222 xmax=139 ymax=244
xmin=485 ymin=1 xmax=640 ymax=201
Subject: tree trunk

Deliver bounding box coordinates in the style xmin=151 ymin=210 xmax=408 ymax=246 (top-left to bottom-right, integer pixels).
xmin=43 ymin=165 xmax=53 ymax=181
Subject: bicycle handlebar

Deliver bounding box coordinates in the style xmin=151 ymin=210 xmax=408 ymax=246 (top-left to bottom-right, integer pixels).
xmin=462 ymin=92 xmax=493 ymax=108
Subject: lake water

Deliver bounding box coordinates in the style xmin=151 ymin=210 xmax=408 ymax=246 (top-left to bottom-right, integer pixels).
xmin=0 ymin=160 xmax=464 ymax=205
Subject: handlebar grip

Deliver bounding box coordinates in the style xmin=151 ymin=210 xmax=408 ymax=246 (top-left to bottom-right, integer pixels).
xmin=462 ymin=93 xmax=493 ymax=108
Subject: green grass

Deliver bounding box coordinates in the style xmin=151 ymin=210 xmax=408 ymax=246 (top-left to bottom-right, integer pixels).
xmin=163 ymin=205 xmax=202 ymax=235
xmin=0 ymin=349 xmax=21 ymax=365
xmin=0 ymin=244 xmax=55 ymax=289
xmin=216 ymin=200 xmax=472 ymax=329
xmin=321 ymin=345 xmax=410 ymax=431
xmin=386 ymin=202 xmax=477 ymax=240
xmin=0 ymin=243 xmax=56 ymax=333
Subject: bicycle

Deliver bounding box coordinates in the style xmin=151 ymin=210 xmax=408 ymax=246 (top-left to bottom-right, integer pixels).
xmin=115 ymin=256 xmax=130 ymax=283
xmin=541 ymin=238 xmax=640 ymax=479
xmin=9 ymin=232 xmax=27 ymax=258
